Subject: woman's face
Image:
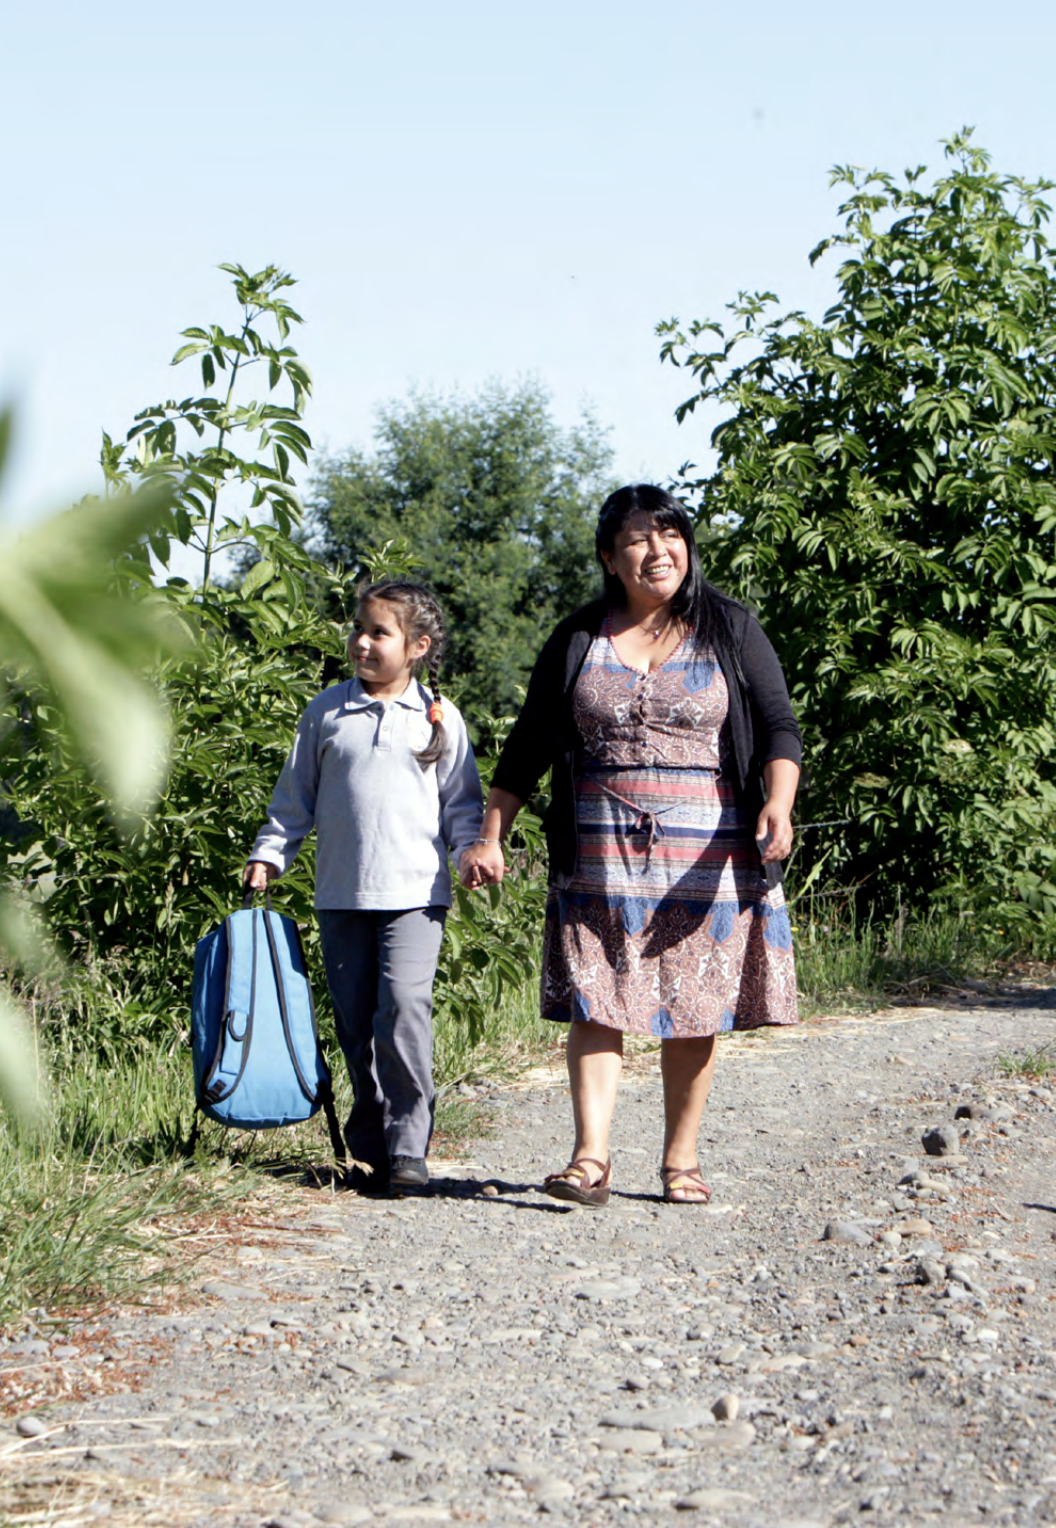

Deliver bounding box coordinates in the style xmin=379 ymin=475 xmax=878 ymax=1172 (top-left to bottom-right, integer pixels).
xmin=601 ymin=513 xmax=689 ymax=608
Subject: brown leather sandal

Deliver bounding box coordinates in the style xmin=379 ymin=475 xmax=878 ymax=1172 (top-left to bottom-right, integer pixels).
xmin=660 ymin=1165 xmax=711 ymax=1204
xmin=543 ymin=1157 xmax=612 ymax=1207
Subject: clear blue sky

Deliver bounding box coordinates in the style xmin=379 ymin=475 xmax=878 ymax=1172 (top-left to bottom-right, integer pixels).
xmin=4 ymin=0 xmax=1055 ymax=533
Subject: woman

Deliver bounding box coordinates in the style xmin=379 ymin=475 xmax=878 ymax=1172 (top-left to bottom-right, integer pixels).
xmin=461 ymin=484 xmax=800 ymax=1205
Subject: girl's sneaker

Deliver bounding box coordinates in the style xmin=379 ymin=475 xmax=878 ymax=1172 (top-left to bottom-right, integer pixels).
xmin=390 ymin=1155 xmax=429 ymax=1187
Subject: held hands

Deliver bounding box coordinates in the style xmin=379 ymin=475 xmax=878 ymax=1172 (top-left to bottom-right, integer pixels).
xmin=459 ymin=840 xmax=506 ymax=889
xmin=243 ymin=860 xmax=279 ymax=892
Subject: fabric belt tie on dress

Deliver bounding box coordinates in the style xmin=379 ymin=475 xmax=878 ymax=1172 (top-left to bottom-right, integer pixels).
xmin=593 ymin=770 xmax=721 ymax=868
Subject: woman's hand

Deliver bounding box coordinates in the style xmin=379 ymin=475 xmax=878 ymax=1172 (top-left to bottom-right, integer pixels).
xmin=459 ymin=841 xmax=506 ymax=888
xmin=756 ymin=758 xmax=800 ymax=863
xmin=754 ymin=804 xmax=794 ymax=863
xmin=243 ymin=860 xmax=278 ymax=891
xmin=459 ymin=787 xmax=524 ymax=890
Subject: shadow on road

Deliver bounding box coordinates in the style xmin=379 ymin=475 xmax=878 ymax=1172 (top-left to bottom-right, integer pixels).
xmin=912 ymin=981 xmax=1056 ymax=1010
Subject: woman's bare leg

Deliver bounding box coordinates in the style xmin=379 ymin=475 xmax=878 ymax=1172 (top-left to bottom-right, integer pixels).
xmin=660 ymin=1035 xmax=717 ymax=1199
xmin=564 ymin=1019 xmax=623 ymax=1179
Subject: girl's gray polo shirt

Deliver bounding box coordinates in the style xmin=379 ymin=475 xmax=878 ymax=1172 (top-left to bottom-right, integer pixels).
xmin=250 ymin=677 xmax=483 ymax=910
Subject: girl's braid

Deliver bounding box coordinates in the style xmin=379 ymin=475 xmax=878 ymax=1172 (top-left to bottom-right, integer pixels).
xmin=420 ymin=647 xmax=446 ymax=766
xmin=357 ymin=578 xmax=447 ymax=766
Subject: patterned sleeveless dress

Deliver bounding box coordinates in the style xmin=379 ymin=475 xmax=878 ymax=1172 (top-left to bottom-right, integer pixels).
xmin=541 ymin=621 xmax=799 ymax=1036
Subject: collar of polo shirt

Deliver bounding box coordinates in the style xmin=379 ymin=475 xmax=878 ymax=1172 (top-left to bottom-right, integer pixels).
xmin=343 ymin=676 xmax=427 ymax=712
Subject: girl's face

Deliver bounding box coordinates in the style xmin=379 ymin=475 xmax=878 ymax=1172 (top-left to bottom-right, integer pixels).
xmin=349 ymin=597 xmax=430 ymax=697
xmin=601 ymin=512 xmax=689 ymax=609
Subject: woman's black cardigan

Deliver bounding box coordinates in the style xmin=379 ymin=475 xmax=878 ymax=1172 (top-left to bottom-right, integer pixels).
xmin=491 ymin=593 xmax=802 ymax=891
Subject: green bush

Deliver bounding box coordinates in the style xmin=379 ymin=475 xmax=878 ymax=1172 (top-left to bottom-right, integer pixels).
xmin=660 ymin=132 xmax=1056 ymax=935
xmin=3 ymin=265 xmax=547 ymax=1060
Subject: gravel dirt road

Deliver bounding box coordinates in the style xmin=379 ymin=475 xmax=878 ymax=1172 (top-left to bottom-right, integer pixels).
xmin=4 ymin=991 xmax=1056 ymax=1527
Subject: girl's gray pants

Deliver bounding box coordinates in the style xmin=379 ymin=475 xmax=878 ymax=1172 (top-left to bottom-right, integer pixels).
xmin=317 ymin=906 xmax=446 ymax=1165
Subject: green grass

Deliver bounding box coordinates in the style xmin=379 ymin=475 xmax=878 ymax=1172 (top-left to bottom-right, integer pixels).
xmin=791 ymin=902 xmax=1019 ymax=1016
xmin=0 ymin=962 xmax=557 ymax=1328
xmin=1 ymin=978 xmax=319 ymax=1327
xmin=0 ymin=1039 xmax=223 ymax=1327
xmin=435 ymin=974 xmax=555 ymax=1154
xmin=434 ymin=964 xmax=551 ymax=1086
xmin=996 ymin=1044 xmax=1056 ymax=1078
xmin=0 ymin=1152 xmax=205 ymax=1328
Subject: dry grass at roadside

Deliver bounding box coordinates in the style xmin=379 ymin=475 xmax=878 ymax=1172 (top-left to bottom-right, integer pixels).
xmin=0 ymin=1462 xmax=292 ymax=1528
xmin=996 ymin=1041 xmax=1056 ymax=1078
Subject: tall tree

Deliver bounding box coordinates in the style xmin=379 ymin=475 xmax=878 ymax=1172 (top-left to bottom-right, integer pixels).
xmin=309 ymin=381 xmax=617 ymax=729
xmin=4 ymin=277 xmax=545 ymax=1047
xmin=5 ymin=266 xmax=349 ymax=986
xmin=659 ymin=132 xmax=1056 ymax=923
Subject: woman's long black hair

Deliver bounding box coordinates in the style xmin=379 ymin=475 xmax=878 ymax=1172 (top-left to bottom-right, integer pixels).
xmin=595 ymin=483 xmax=734 ymax=654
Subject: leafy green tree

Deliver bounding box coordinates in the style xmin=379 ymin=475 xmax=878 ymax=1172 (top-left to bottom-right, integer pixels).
xmin=103 ymin=262 xmax=313 ymax=592
xmin=309 ymin=381 xmax=617 ymax=729
xmin=5 ymin=274 xmax=544 ymax=1054
xmin=7 ymin=268 xmax=353 ymax=986
xmin=659 ymin=132 xmax=1056 ymax=922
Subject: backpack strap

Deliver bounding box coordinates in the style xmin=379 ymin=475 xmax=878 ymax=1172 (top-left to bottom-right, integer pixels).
xmin=285 ymin=915 xmax=347 ymax=1169
xmin=261 ymin=910 xmax=318 ymax=1105
xmin=319 ymin=1080 xmax=347 ymax=1168
xmin=259 ymin=908 xmax=347 ymax=1168
xmin=198 ymin=910 xmax=257 ymax=1106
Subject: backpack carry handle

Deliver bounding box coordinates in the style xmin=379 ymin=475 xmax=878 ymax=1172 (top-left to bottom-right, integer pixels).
xmin=241 ymin=884 xmax=274 ymax=912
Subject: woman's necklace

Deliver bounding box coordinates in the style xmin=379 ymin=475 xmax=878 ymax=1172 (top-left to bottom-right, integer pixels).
xmin=634 ymin=612 xmax=675 ymax=641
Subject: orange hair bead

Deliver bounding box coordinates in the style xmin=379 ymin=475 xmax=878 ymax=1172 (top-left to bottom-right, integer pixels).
xmin=428 ymin=702 xmax=444 ymax=724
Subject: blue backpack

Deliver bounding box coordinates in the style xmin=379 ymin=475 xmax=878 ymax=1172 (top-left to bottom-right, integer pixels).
xmin=190 ymin=892 xmax=344 ymax=1163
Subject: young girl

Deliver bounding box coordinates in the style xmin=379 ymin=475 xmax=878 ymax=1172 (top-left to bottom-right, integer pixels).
xmin=243 ymin=580 xmax=483 ymax=1193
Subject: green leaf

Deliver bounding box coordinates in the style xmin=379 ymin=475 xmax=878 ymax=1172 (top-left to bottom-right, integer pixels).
xmin=0 ymin=990 xmax=40 ymax=1122
xmin=240 ymin=559 xmax=276 ymax=597
xmin=0 ymin=483 xmax=180 ymax=826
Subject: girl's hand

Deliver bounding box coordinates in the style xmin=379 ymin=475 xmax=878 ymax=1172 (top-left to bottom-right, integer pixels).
xmin=459 ymin=841 xmax=506 ymax=888
xmin=754 ymin=805 xmax=794 ymax=863
xmin=243 ymin=860 xmax=278 ymax=891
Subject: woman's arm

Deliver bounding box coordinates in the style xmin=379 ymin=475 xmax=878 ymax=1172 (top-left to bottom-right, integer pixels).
xmin=489 ymin=614 xmax=581 ymax=804
xmin=738 ymin=615 xmax=802 ymax=769
xmin=756 ymin=757 xmax=800 ymax=863
xmin=461 ymin=612 xmax=584 ymax=889
xmin=735 ymin=612 xmax=801 ymax=862
xmin=459 ymin=786 xmax=524 ymax=887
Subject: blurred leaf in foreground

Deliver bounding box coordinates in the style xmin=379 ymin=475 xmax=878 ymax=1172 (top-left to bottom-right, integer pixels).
xmin=0 ymin=405 xmax=177 ymax=1115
